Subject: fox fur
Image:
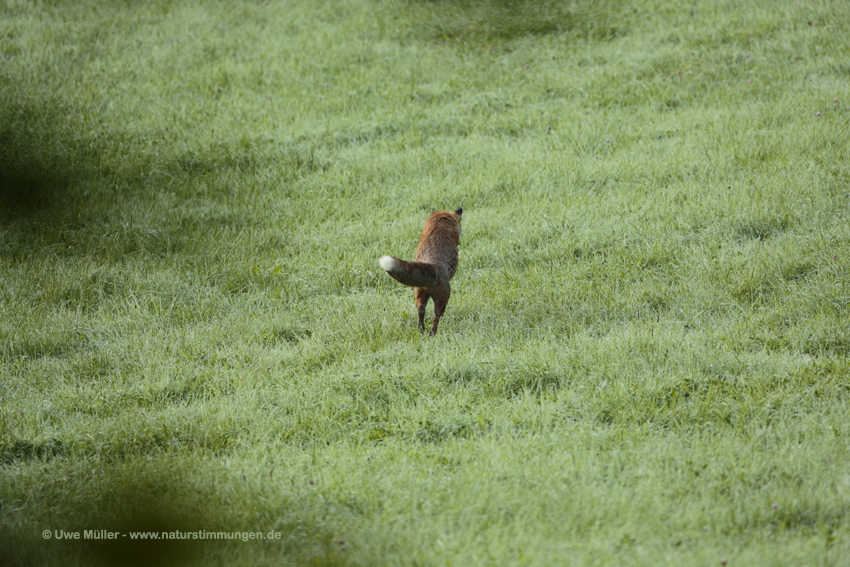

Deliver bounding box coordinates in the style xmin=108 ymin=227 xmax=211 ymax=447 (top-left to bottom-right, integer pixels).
xmin=379 ymin=208 xmax=462 ymax=335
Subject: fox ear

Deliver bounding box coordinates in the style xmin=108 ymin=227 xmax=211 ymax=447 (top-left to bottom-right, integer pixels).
xmin=455 ymin=207 xmax=463 ymax=216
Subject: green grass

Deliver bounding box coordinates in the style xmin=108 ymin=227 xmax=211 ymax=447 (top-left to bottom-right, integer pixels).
xmin=1 ymin=0 xmax=849 ymax=565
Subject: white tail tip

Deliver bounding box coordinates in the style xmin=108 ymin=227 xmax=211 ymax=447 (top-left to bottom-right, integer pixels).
xmin=379 ymin=256 xmax=396 ymax=272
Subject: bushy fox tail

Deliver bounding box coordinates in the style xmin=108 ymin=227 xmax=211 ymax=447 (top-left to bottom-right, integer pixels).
xmin=379 ymin=256 xmax=439 ymax=288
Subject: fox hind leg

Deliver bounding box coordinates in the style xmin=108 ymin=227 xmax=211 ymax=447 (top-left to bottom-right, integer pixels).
xmin=414 ymin=287 xmax=430 ymax=332
xmin=429 ymin=288 xmax=450 ymax=336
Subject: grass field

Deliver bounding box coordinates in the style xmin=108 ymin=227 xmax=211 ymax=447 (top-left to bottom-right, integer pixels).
xmin=2 ymin=0 xmax=849 ymax=565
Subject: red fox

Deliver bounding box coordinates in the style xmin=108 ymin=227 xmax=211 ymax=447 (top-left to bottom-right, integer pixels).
xmin=379 ymin=208 xmax=463 ymax=336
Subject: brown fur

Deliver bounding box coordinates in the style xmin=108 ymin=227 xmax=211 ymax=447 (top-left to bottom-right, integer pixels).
xmin=379 ymin=208 xmax=462 ymax=335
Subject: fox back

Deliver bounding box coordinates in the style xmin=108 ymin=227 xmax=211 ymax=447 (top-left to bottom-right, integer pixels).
xmin=414 ymin=209 xmax=462 ymax=281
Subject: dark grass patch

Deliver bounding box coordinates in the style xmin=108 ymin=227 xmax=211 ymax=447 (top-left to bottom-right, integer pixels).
xmin=432 ymin=363 xmax=564 ymax=397
xmin=8 ymin=425 xmax=241 ymax=459
xmin=70 ymin=352 xmax=119 ymax=381
xmin=800 ymin=331 xmax=850 ymax=357
xmin=415 ymin=416 xmax=488 ymax=443
xmin=497 ymin=369 xmax=563 ymax=397
xmin=405 ymin=0 xmax=628 ymax=43
xmin=264 ymin=326 xmax=313 ymax=345
xmin=56 ymin=270 xmax=128 ymax=312
xmin=2 ymin=334 xmax=83 ymax=362
xmin=0 ymin=103 xmax=86 ymax=215
xmin=172 ymin=139 xmax=329 ymax=183
xmin=0 ymin=439 xmax=65 ymax=465
xmin=735 ymin=216 xmax=795 ymax=241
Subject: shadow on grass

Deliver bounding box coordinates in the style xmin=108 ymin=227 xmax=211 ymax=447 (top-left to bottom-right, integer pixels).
xmin=0 ymin=101 xmax=94 ymax=217
xmin=0 ymin=97 xmax=247 ymax=259
xmin=0 ymin=138 xmax=69 ymax=214
xmin=0 ymin=459 xmax=350 ymax=567
xmin=404 ymin=0 xmax=628 ymax=42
